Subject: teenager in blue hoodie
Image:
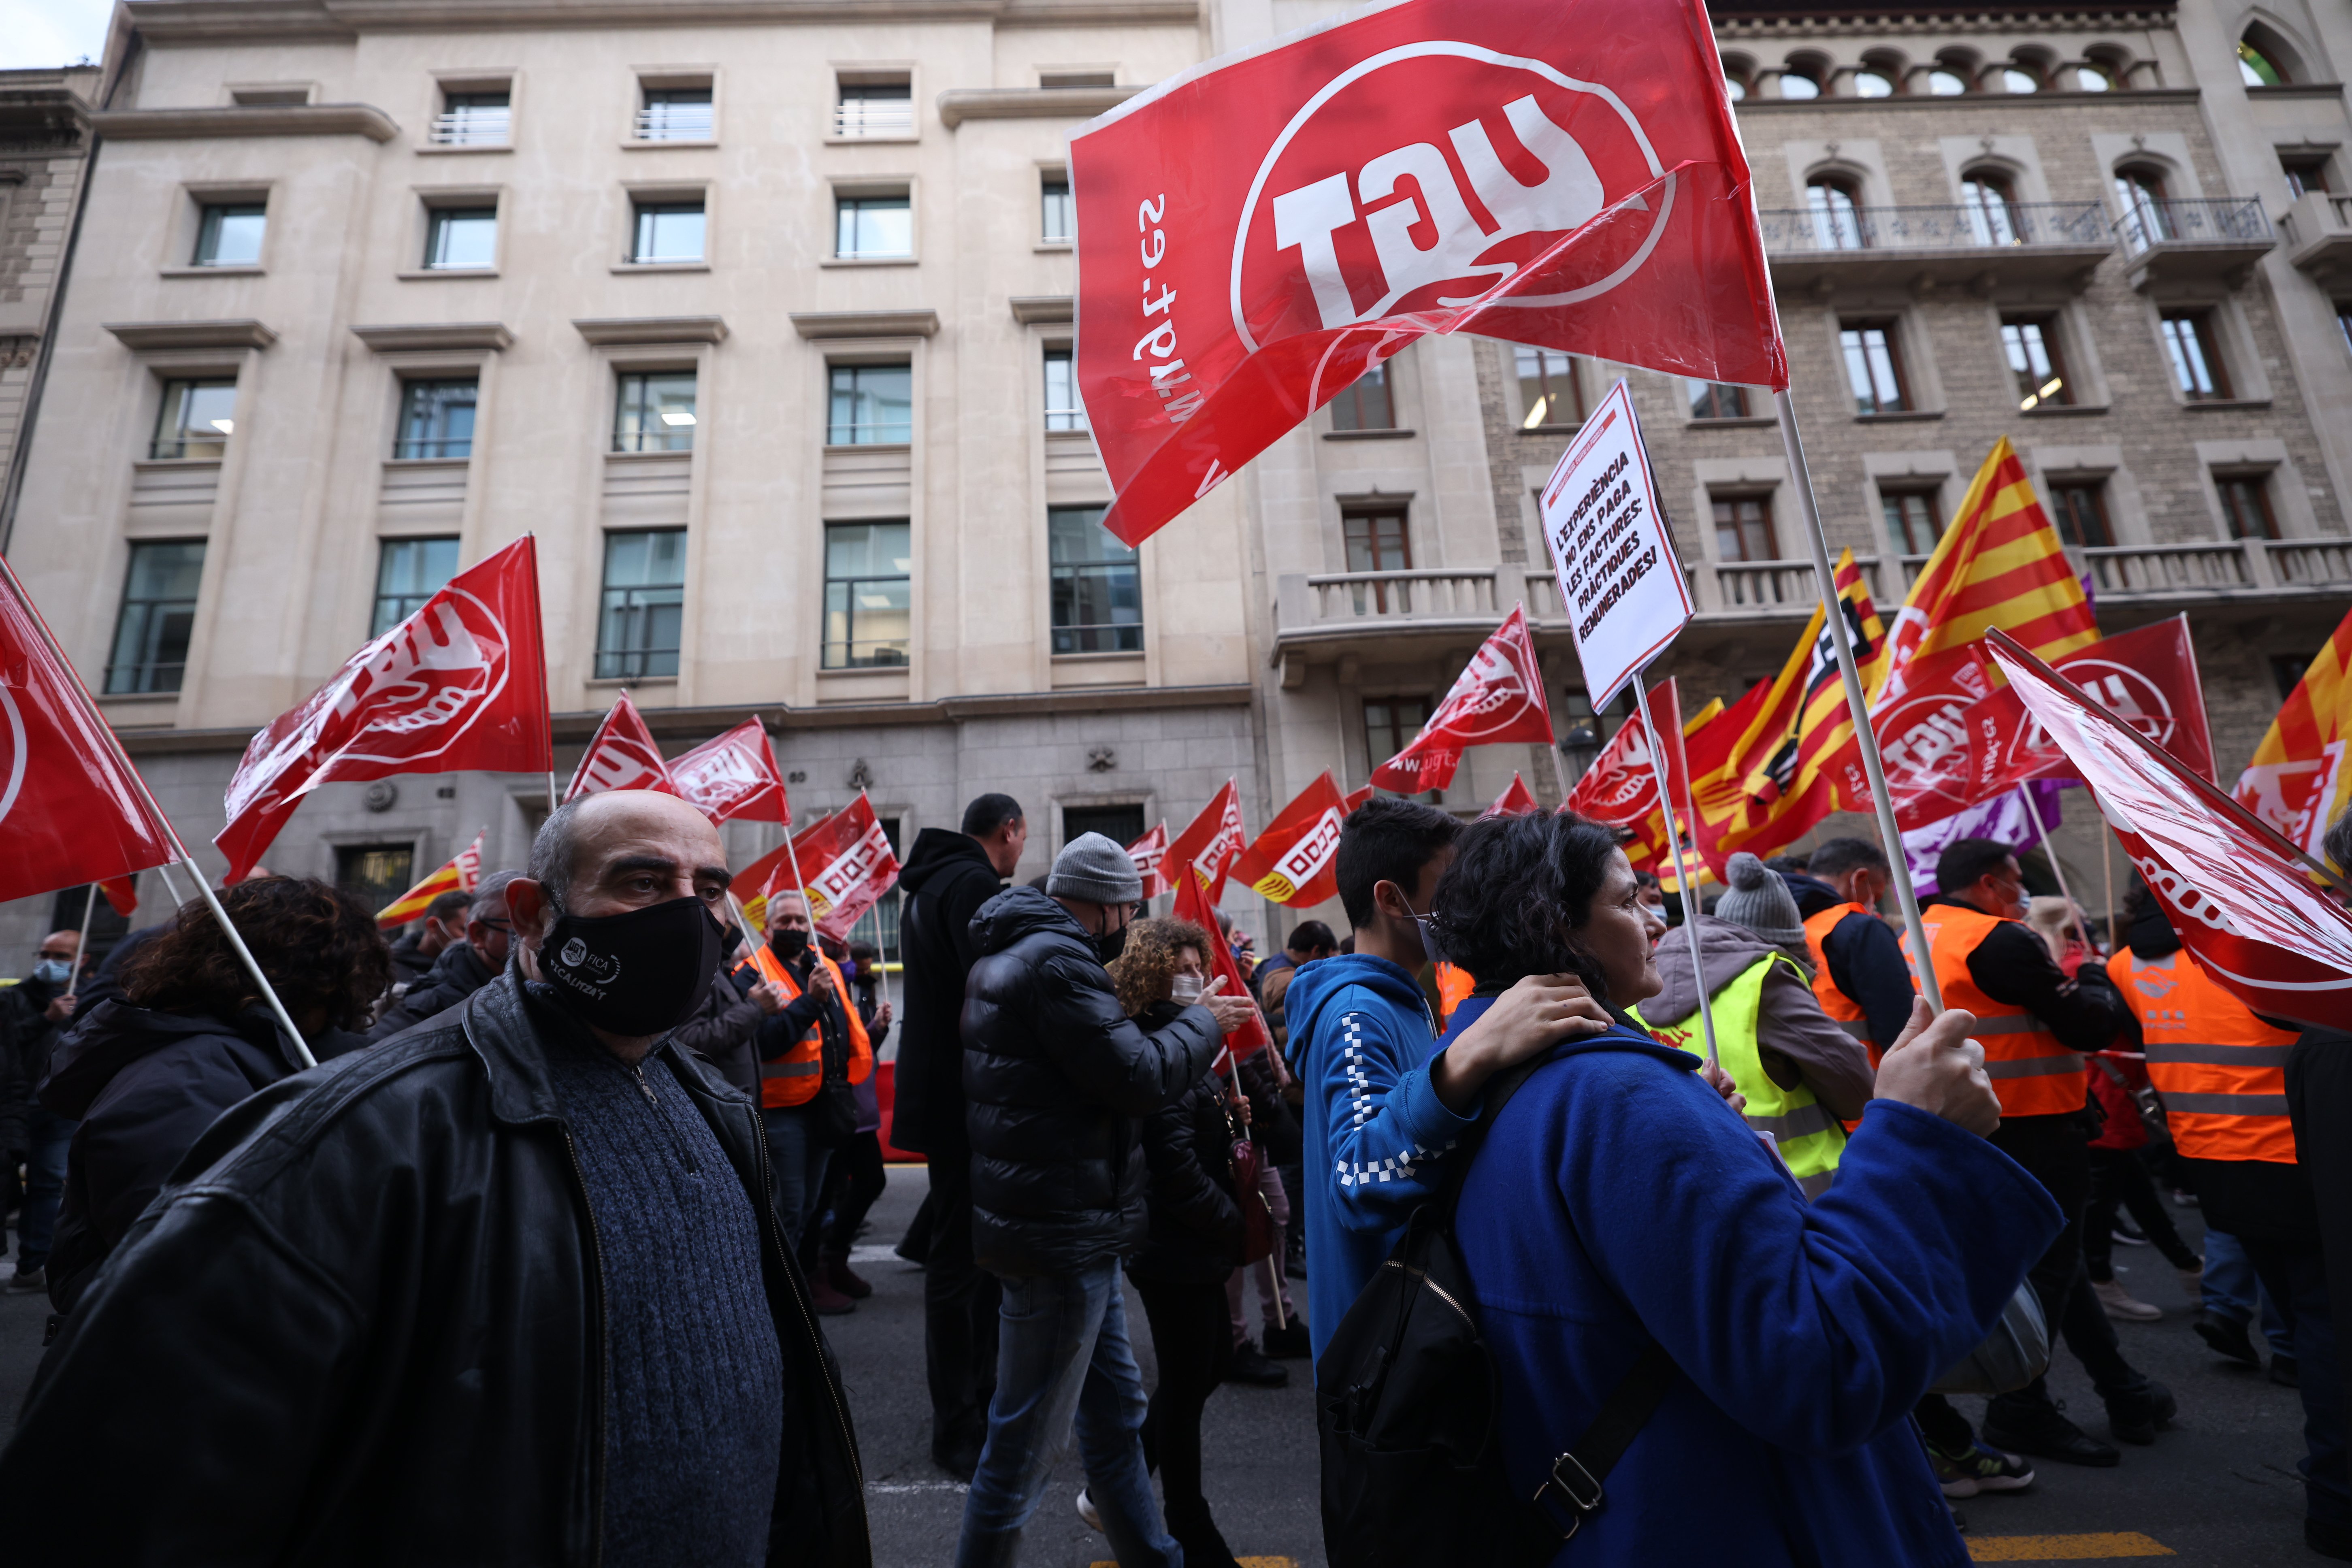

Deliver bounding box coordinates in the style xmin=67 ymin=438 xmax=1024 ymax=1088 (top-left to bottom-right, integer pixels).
xmin=1429 ymin=812 xmax=2062 ymax=1567
xmin=1287 ymin=797 xmax=1614 ymax=1365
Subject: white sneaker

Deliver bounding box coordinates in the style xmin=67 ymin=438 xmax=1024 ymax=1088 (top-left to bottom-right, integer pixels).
xmin=2094 ymin=1279 xmax=2162 ymax=1322
xmin=1075 ymin=1488 xmax=1103 ymax=1533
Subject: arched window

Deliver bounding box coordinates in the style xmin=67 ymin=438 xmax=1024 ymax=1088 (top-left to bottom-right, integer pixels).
xmin=2239 ymin=35 xmax=2288 ymax=86
xmin=1724 ymin=67 xmax=1750 ymax=101
xmin=2115 ymin=166 xmax=2174 ymax=249
xmin=1808 ymin=175 xmax=1866 ymax=250
xmin=1854 ymin=69 xmax=1896 ymax=98
xmin=1779 ymin=70 xmax=1822 ymax=100
xmin=2002 ymin=66 xmax=2043 ymax=94
xmin=1962 ymin=170 xmax=2020 ymax=245
xmin=1927 ymin=68 xmax=1968 ymax=95
xmin=2071 ymin=63 xmax=2114 ymax=92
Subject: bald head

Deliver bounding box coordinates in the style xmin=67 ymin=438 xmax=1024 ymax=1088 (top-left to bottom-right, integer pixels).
xmin=527 ymin=790 xmax=727 ymax=915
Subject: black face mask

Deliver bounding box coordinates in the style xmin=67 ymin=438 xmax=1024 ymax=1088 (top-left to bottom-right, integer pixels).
xmin=540 ymin=896 xmax=722 ymax=1037
xmin=769 ymin=927 xmax=811 ymax=962
xmin=1092 ymin=918 xmax=1129 ymax=963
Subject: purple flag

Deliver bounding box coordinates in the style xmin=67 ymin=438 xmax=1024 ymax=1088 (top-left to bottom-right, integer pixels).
xmin=1902 ymin=778 xmax=2067 ymax=895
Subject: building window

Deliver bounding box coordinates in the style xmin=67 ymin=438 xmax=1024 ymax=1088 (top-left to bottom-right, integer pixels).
xmin=1343 ymin=505 xmax=1411 ymax=611
xmin=1778 ymin=70 xmax=1822 ymax=100
xmin=833 ymin=77 xmax=913 ymax=137
xmin=636 ymin=85 xmax=713 ymax=141
xmin=104 ymin=540 xmax=206 ymax=695
xmin=1723 ymin=67 xmax=1749 ymax=101
xmin=1839 ymin=322 xmax=1910 ymax=415
xmin=337 ymin=845 xmax=418 ymax=913
xmin=423 ymin=205 xmax=497 ymax=269
xmin=2216 ymin=474 xmax=2280 ymax=541
xmin=827 ymin=362 xmax=912 ymax=445
xmin=835 ymin=192 xmax=912 ymax=258
xmin=1713 ymin=494 xmax=1779 ymax=562
xmin=394 ymin=379 xmax=478 ymax=460
xmin=1515 ymin=347 xmax=1582 ymax=429
xmin=2115 ymin=167 xmax=2173 ymax=249
xmin=2071 ymin=64 xmax=2114 ymax=92
xmin=2239 ymin=37 xmax=2288 ymax=87
xmin=1043 ymin=348 xmax=1086 ymax=432
xmin=1330 ymin=362 xmax=1396 ymax=431
xmin=614 ymin=370 xmax=697 ymax=452
xmin=431 ymin=89 xmax=510 ymax=146
xmin=596 ymin=529 xmax=686 ymax=680
xmin=1688 ymin=381 xmax=1750 ymax=420
xmin=2282 ymin=156 xmax=2333 ymax=199
xmin=2000 ymin=317 xmax=2073 ymax=409
xmin=1807 ymin=176 xmax=1866 ymax=250
xmin=1854 ymin=69 xmax=1896 ymax=98
xmin=1063 ymin=803 xmax=1145 ymax=849
xmin=822 ymin=521 xmax=911 ymax=669
xmin=1927 ymin=68 xmax=1968 ymax=95
xmin=1049 ymin=505 xmax=1142 ymax=654
xmin=192 ymin=202 xmax=266 ymax=266
xmin=1364 ymin=697 xmax=1438 ymax=799
xmin=372 ymin=537 xmax=459 ymax=636
xmin=2000 ymin=66 xmax=2043 ymax=94
xmin=2049 ymin=481 xmax=2113 ymax=548
xmin=1960 ymin=171 xmax=2019 ymax=245
xmin=1882 ymin=490 xmax=1942 ymax=555
xmin=630 ymin=199 xmax=705 ymax=263
xmin=2159 ymin=310 xmax=2231 ymax=400
xmin=1042 ymin=174 xmax=1073 ymax=243
xmin=150 ymin=379 xmax=236 ymax=459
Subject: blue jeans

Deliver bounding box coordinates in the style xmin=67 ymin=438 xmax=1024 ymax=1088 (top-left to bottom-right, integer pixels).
xmin=2242 ymin=1234 xmax=2351 ymax=1528
xmin=955 ymin=1259 xmax=1179 ymax=1568
xmin=2206 ymin=1228 xmax=2295 ymax=1354
xmin=761 ymin=1106 xmax=837 ymax=1252
xmin=14 ymin=1108 xmax=75 ymax=1271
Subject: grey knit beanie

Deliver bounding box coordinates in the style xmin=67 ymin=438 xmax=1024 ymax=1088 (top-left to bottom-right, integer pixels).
xmin=1715 ymin=852 xmax=1807 ymax=948
xmin=1046 ymin=832 xmax=1143 ymax=905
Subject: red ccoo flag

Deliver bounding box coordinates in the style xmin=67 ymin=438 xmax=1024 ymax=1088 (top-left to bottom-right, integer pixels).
xmin=0 ymin=558 xmax=179 ymax=905
xmin=672 ymin=719 xmax=791 ymax=826
xmin=218 ymin=539 xmax=552 ymax=881
xmin=1483 ymin=773 xmax=1541 ymax=819
xmin=791 ymin=794 xmax=901 ymax=944
xmin=1233 ymin=771 xmax=1356 ymax=905
xmin=1129 ymin=821 xmax=1173 ymax=900
xmin=1371 ymin=607 xmax=1555 ymax=794
xmin=1167 ymin=779 xmax=1249 ymax=903
xmin=1069 ymin=0 xmax=1783 ymax=545
xmin=566 ymin=692 xmax=677 ymax=801
xmin=1174 ymin=870 xmax=1274 ymax=1060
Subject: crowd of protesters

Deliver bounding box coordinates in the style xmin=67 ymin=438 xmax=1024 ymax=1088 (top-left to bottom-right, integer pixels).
xmin=0 ymin=781 xmax=2348 ymax=1566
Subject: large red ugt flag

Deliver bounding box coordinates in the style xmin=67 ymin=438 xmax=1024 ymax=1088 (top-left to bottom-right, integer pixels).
xmin=1371 ymin=607 xmax=1555 ymax=794
xmin=1071 ymin=0 xmax=1783 ymax=545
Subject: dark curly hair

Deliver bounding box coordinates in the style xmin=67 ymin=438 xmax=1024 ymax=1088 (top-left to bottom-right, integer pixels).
xmin=119 ymin=876 xmax=392 ymax=1034
xmin=1107 ymin=917 xmax=1212 ymax=1018
xmin=1428 ymin=811 xmax=1628 ymax=1000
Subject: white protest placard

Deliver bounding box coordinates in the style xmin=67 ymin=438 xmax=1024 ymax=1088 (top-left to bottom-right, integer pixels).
xmin=1539 ymin=378 xmax=1692 ymax=708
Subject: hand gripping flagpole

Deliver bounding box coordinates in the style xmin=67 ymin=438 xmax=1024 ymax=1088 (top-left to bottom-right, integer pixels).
xmin=1776 ymin=390 xmax=1943 ymax=1012
xmin=1632 ymin=671 xmax=1718 ymax=1069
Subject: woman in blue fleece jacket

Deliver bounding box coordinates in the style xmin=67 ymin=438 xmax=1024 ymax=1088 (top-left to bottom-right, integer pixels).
xmin=1433 ymin=813 xmax=2062 ymax=1568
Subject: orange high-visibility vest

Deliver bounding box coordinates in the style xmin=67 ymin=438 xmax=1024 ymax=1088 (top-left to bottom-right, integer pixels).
xmin=1803 ymin=903 xmax=1881 ymax=1065
xmin=2107 ymin=946 xmax=2299 ymax=1164
xmin=1903 ymin=904 xmax=2084 ymax=1118
xmin=737 ymin=945 xmax=872 ymax=1110
xmin=1435 ymin=961 xmax=1476 ymax=1023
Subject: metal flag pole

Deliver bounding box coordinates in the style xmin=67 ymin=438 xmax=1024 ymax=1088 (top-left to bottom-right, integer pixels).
xmin=1632 ymin=671 xmax=1719 ymax=1069
xmin=2015 ymin=783 xmax=2080 ymax=923
xmin=153 ymin=858 xmax=187 ymax=907
xmin=175 ymin=849 xmax=316 ymax=1069
xmin=1775 ymin=389 xmax=1943 ymax=1012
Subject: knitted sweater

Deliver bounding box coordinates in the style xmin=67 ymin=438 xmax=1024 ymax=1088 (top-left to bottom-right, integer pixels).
xmin=539 ymin=1008 xmax=785 ymax=1567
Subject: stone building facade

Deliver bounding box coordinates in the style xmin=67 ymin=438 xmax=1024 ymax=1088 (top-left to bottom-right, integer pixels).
xmin=2 ymin=0 xmax=2348 ymax=961
xmin=0 ymin=67 xmax=101 ymax=552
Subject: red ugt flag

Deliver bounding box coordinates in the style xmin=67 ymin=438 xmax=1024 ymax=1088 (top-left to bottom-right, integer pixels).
xmin=1168 ymin=779 xmax=1248 ymax=903
xmin=1070 ymin=0 xmax=1783 ymax=545
xmin=1986 ymin=629 xmax=2352 ymax=1029
xmin=1128 ymin=821 xmax=1173 ymax=900
xmin=566 ymin=692 xmax=677 ymax=801
xmin=672 ymin=719 xmax=792 ymax=826
xmin=0 ymin=559 xmax=179 ymax=903
xmin=219 ymin=538 xmax=551 ymax=881
xmin=792 ymin=793 xmax=900 ymax=944
xmin=1372 ymin=607 xmax=1555 ymax=794
xmin=1232 ymin=771 xmax=1355 ymax=905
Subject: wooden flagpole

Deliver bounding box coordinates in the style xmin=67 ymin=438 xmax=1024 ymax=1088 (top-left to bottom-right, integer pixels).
xmin=74 ymin=882 xmax=99 ymax=977
xmin=1633 ymin=670 xmax=1719 ymax=1069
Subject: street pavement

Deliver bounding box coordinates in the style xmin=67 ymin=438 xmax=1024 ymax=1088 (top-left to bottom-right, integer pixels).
xmin=0 ymin=1165 xmax=2327 ymax=1566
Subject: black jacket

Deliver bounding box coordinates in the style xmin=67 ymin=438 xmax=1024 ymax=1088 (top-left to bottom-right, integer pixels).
xmin=961 ymin=887 xmax=1221 ymax=1278
xmin=893 ymin=829 xmax=1005 ymax=1157
xmin=1234 ymin=1049 xmax=1302 ymax=1166
xmin=386 ymin=930 xmax=438 ymax=986
xmin=1129 ymin=1002 xmax=1245 ymax=1285
xmin=0 ymin=979 xmax=66 ymax=1155
xmin=676 ymin=962 xmax=765 ymax=1099
xmin=365 ymin=939 xmax=496 ymax=1043
xmin=0 ymin=973 xmax=869 ymax=1568
xmin=39 ymin=999 xmax=309 ymax=1310
xmin=1815 ymin=907 xmax=1918 ymax=1057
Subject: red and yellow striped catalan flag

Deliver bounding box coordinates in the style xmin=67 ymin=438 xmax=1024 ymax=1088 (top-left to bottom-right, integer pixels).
xmin=1874 ymin=437 xmax=2099 ymax=707
xmin=375 ymin=831 xmax=484 ymax=928
xmin=2234 ymin=605 xmax=2352 ymax=859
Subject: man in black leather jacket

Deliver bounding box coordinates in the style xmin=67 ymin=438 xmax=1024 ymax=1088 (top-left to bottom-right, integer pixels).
xmin=0 ymin=790 xmax=869 ymax=1568
xmin=952 ymin=833 xmax=1252 ymax=1568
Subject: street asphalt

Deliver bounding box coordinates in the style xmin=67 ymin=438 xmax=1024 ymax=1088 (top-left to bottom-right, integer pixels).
xmin=0 ymin=1163 xmax=2328 ymax=1566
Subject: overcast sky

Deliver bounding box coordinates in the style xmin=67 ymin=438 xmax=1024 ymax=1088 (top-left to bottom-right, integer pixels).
xmin=3 ymin=0 xmax=114 ymax=71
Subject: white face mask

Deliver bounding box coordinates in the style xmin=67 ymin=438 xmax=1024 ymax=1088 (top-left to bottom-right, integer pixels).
xmin=1171 ymin=973 xmax=1204 ymax=1004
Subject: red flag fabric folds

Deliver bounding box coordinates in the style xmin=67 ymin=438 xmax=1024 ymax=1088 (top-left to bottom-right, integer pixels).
xmin=1566 ymin=679 xmax=1686 ymax=871
xmin=672 ymin=720 xmax=791 ymax=826
xmin=566 ymin=693 xmax=676 ymax=801
xmin=1069 ymin=0 xmax=1783 ymax=545
xmin=99 ymin=876 xmax=140 ymax=919
xmin=1234 ymin=771 xmax=1355 ymax=905
xmin=217 ymin=539 xmax=552 ymax=881
xmin=792 ymin=794 xmax=900 ymax=944
xmin=1129 ymin=821 xmax=1173 ymax=900
xmin=0 ymin=557 xmax=179 ymax=904
xmin=1483 ymin=773 xmax=1541 ymax=819
xmin=1167 ymin=780 xmax=1248 ymax=903
xmin=1986 ymin=630 xmax=2352 ymax=1029
xmin=1173 ymin=871 xmax=1273 ymax=1061
xmin=1370 ymin=607 xmax=1554 ymax=794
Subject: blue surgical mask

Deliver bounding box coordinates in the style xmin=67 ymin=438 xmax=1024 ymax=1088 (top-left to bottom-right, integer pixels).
xmin=30 ymin=957 xmax=71 ymax=987
xmin=1400 ymin=899 xmax=1439 ymax=964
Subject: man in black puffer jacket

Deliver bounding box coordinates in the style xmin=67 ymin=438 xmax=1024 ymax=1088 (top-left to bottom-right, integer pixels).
xmin=362 ymin=872 xmax=520 ymax=1045
xmin=953 ymin=833 xmax=1253 ymax=1568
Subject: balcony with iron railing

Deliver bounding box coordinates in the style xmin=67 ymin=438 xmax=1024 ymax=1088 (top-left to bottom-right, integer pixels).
xmin=2282 ymin=190 xmax=2352 ymax=285
xmin=2113 ymin=196 xmax=2273 ymax=290
xmin=634 ymin=103 xmax=714 ymax=142
xmin=1757 ymin=201 xmax=2112 ymax=291
xmin=427 ymin=107 xmax=510 ymax=147
xmin=831 ymin=98 xmax=915 ymax=138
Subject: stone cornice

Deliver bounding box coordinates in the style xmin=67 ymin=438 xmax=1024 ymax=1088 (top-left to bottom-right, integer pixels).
xmin=1736 ymin=85 xmax=2200 ymax=107
xmin=1009 ymin=295 xmax=1073 ymax=324
xmin=573 ymin=315 xmax=729 ymax=345
xmin=1715 ymin=9 xmax=2172 ymax=36
xmin=352 ymin=321 xmax=514 ymax=351
xmin=126 ymin=0 xmax=1194 ymax=42
xmin=790 ymin=309 xmax=940 ymax=339
xmin=105 ymin=319 xmax=277 ymax=350
xmin=90 ymin=103 xmax=398 ymax=143
xmin=938 ymin=85 xmax=1142 ymax=128
xmin=0 ymin=87 xmax=96 ymax=146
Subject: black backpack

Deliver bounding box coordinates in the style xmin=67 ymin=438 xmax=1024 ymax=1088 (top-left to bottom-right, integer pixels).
xmin=1314 ymin=1061 xmax=1678 ymax=1567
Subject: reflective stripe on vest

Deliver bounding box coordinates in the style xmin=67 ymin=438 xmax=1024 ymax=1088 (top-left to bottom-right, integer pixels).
xmin=1905 ymin=905 xmax=2084 ymax=1118
xmin=2107 ymin=947 xmax=2299 ymax=1164
xmin=741 ymin=945 xmax=873 ymax=1110
xmin=1631 ymin=951 xmax=1847 ymax=1192
xmin=1801 ymin=903 xmax=1876 ymax=1059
